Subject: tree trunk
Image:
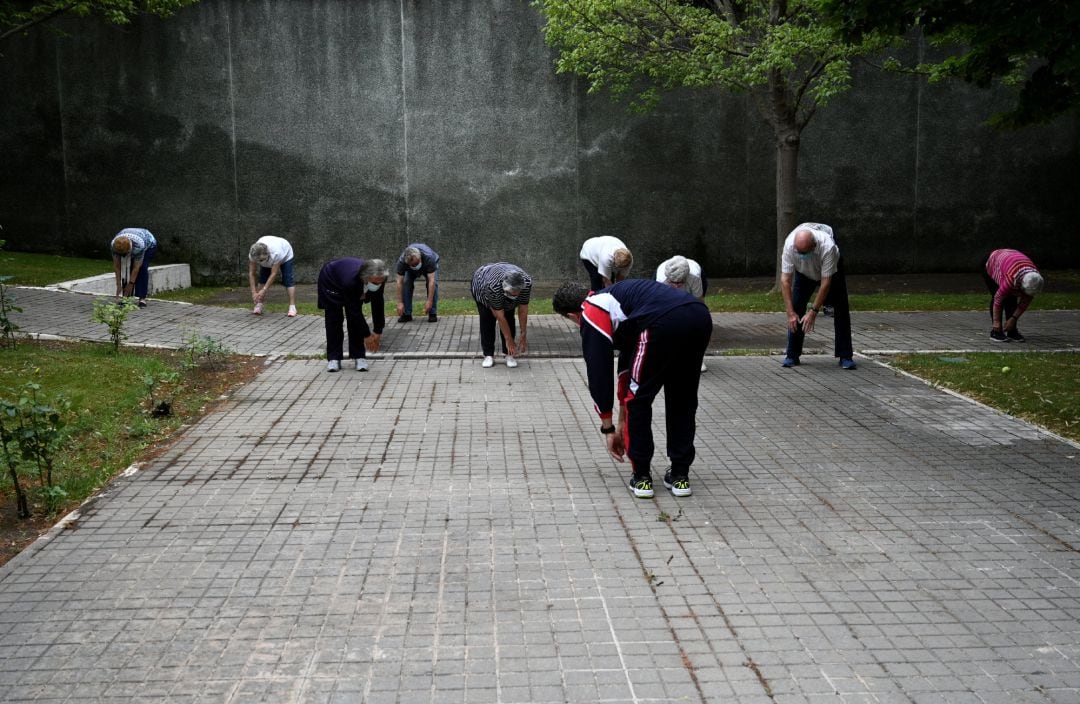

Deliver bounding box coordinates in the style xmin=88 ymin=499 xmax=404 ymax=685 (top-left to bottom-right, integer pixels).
xmin=773 ymin=132 xmax=800 ymax=292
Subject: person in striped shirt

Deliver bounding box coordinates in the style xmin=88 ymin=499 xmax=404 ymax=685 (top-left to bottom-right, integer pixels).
xmin=470 ymin=263 xmax=531 ymax=368
xmin=984 ymin=249 xmax=1044 ymax=342
xmin=110 ymin=228 xmax=158 ymax=308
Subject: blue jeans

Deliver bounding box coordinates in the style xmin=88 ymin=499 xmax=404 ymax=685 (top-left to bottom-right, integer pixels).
xmin=785 ymin=259 xmax=853 ymax=360
xmin=259 ymin=258 xmax=296 ymax=288
xmin=132 ymin=245 xmax=157 ymax=299
xmin=401 ymin=268 xmax=438 ymax=315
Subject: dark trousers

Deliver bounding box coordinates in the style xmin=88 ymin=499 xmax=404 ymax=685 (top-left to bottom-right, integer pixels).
xmin=581 ymin=259 xmax=606 ymax=292
xmin=623 ymin=304 xmax=713 ymax=479
xmin=401 ymin=268 xmax=438 ymax=315
xmin=129 ymin=245 xmax=157 ymax=300
xmin=983 ymin=270 xmax=1019 ymax=322
xmin=785 ymin=260 xmax=853 ymax=360
xmin=476 ymin=303 xmax=516 ymax=356
xmin=323 ymin=303 xmax=368 ymax=361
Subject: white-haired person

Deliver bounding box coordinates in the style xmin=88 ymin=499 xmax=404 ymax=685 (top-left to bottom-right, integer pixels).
xmin=579 ymin=236 xmax=633 ymax=291
xmin=317 ymin=257 xmax=388 ymax=372
xmin=248 ymin=236 xmax=298 ymax=317
xmin=657 ymin=255 xmax=710 ymax=371
xmin=394 ymin=243 xmax=440 ymax=323
xmin=110 ymin=228 xmax=158 ymax=308
xmin=470 ymin=262 xmax=531 ymax=368
xmin=984 ymin=249 xmax=1045 ymax=342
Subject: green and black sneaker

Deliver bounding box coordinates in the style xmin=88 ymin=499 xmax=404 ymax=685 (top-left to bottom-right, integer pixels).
xmin=628 ymin=475 xmax=654 ymax=499
xmin=663 ymin=472 xmax=692 ymax=497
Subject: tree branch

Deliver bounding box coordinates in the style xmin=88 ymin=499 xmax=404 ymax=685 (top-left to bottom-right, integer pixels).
xmin=0 ymin=1 xmax=80 ymax=44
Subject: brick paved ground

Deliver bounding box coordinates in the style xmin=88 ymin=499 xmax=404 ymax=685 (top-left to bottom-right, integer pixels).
xmin=2 ymin=288 xmax=1080 ymax=703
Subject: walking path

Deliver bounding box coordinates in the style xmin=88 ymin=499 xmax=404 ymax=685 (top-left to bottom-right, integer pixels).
xmin=3 ymin=287 xmax=1080 ymax=703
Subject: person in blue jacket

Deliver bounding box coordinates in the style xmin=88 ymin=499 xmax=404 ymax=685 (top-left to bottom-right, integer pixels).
xmin=317 ymin=257 xmax=388 ymax=372
xmin=553 ymin=279 xmax=712 ymax=499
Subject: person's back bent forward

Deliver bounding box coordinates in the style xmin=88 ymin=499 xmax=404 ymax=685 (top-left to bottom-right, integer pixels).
xmin=553 ymin=279 xmax=713 ymax=498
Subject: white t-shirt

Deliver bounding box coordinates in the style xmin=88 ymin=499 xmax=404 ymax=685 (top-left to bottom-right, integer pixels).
xmin=579 ymin=236 xmax=628 ymax=279
xmin=655 ymin=256 xmax=704 ymax=299
xmin=253 ymin=236 xmax=294 ymax=266
xmin=780 ymin=223 xmax=838 ymax=281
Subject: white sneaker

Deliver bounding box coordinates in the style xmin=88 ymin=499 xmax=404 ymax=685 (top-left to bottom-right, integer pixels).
xmin=326 ymin=360 xmax=340 ymax=372
xmin=482 ymin=356 xmax=494 ymax=368
xmin=354 ymin=358 xmax=368 ymax=372
xmin=506 ymin=355 xmax=518 ymax=368
xmin=287 ymin=305 xmax=297 ymax=317
xmin=700 ymin=361 xmax=708 ymax=373
xmin=252 ymin=302 xmax=263 ymax=315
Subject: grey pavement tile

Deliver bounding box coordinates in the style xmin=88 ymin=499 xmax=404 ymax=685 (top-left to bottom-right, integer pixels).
xmin=4 ymin=293 xmax=1080 ymax=701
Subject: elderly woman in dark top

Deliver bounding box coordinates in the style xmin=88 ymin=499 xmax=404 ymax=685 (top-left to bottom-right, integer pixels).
xmin=317 ymin=257 xmax=389 ymax=372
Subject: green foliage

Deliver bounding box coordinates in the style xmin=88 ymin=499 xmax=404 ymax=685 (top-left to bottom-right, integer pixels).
xmin=92 ymin=297 xmax=137 ymax=352
xmin=818 ymin=0 xmax=1080 ymax=128
xmin=534 ymin=0 xmax=891 ymax=126
xmin=1 ymin=0 xmax=202 ymax=44
xmin=0 ymin=241 xmax=22 ymax=349
xmin=182 ymin=331 xmax=231 ymax=371
xmin=0 ymin=382 xmax=71 ymax=518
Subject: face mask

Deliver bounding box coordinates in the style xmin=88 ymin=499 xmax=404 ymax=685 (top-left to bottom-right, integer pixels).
xmin=409 ymin=261 xmax=422 ymax=271
xmin=796 ymin=251 xmax=814 ymax=261
xmin=366 ymin=282 xmax=381 ymax=292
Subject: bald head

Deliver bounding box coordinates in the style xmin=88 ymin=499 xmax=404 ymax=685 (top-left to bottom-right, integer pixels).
xmin=793 ymin=229 xmax=816 ymax=254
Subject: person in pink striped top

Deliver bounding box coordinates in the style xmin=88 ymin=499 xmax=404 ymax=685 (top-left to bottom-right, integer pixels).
xmin=984 ymin=249 xmax=1044 ymax=342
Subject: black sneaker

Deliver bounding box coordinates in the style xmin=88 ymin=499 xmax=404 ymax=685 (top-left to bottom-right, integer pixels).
xmin=628 ymin=475 xmax=654 ymax=499
xmin=663 ymin=472 xmax=692 ymax=497
xmin=428 ymin=313 xmax=438 ymax=322
xmin=398 ymin=314 xmax=413 ymax=323
xmin=1006 ymin=329 xmax=1026 ymax=342
xmin=990 ymin=329 xmax=1008 ymax=342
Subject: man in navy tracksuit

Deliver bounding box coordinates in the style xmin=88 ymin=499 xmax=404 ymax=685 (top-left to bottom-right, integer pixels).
xmin=553 ymin=280 xmax=713 ymax=498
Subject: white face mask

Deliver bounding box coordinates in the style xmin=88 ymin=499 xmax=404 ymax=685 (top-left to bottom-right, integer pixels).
xmin=409 ymin=260 xmax=422 ymax=271
xmin=366 ymin=282 xmax=381 ymax=292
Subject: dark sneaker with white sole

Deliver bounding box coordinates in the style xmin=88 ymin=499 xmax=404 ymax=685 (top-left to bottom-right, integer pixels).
xmin=1006 ymin=329 xmax=1026 ymax=342
xmin=628 ymin=475 xmax=654 ymax=499
xmin=663 ymin=472 xmax=692 ymax=497
xmin=990 ymin=329 xmax=1008 ymax=342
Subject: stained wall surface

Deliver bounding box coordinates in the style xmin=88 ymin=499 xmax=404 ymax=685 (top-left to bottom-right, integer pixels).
xmin=1 ymin=0 xmax=1077 ymax=282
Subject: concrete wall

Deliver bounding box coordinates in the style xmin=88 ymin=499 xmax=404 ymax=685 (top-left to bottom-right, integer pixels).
xmin=2 ymin=0 xmax=1078 ymax=283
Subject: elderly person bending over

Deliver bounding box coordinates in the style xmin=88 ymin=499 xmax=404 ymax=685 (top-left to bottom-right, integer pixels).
xmin=984 ymin=249 xmax=1044 ymax=342
xmin=580 ymin=236 xmax=633 ymax=292
xmin=317 ymin=257 xmax=388 ymax=372
xmin=657 ymin=255 xmax=710 ymax=371
xmin=248 ymin=236 xmax=298 ymax=317
xmin=110 ymin=228 xmax=158 ymax=308
xmin=394 ymin=243 xmax=440 ymax=323
xmin=471 ymin=262 xmax=531 ymax=368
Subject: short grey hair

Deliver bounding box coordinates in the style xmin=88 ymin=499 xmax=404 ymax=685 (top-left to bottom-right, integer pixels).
xmin=403 ymin=246 xmax=421 ymax=261
xmin=1021 ymin=271 xmax=1044 ymax=296
xmin=359 ymin=258 xmax=389 ymax=280
xmin=664 ymin=256 xmax=690 ymax=284
xmin=502 ymin=271 xmax=526 ymax=293
xmin=248 ymin=242 xmax=269 ymax=263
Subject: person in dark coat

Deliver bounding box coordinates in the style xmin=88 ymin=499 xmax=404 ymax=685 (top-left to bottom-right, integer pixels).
xmin=317 ymin=257 xmax=389 ymax=372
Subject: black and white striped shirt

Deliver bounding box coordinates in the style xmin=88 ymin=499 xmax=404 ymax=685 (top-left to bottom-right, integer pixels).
xmin=471 ymin=263 xmax=532 ymax=310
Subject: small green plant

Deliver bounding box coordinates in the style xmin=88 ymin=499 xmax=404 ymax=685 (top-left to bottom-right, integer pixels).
xmin=182 ymin=331 xmax=231 ymax=370
xmin=0 ymin=399 xmax=31 ymax=518
xmin=92 ymin=298 xmax=137 ymax=352
xmin=0 ymin=241 xmax=22 ymax=349
xmin=13 ymin=382 xmax=69 ymax=489
xmin=143 ymin=370 xmax=180 ymax=417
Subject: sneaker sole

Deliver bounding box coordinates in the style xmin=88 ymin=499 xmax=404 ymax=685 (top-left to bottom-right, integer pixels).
xmin=628 ymin=484 xmax=654 ymax=499
xmin=663 ymin=481 xmax=692 ymax=497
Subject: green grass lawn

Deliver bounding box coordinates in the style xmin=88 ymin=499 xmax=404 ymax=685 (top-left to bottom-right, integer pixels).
xmin=1 ymin=251 xmax=111 ymax=286
xmin=889 ymin=352 xmax=1080 ymax=443
xmin=0 ymin=340 xmax=260 ymax=520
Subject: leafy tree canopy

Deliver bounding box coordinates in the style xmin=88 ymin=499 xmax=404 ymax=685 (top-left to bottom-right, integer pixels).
xmin=1 ymin=0 xmax=200 ymax=45
xmin=819 ymin=0 xmax=1080 ymax=128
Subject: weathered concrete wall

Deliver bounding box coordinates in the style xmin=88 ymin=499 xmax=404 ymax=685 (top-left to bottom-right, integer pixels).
xmin=2 ymin=0 xmax=1077 ymax=283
